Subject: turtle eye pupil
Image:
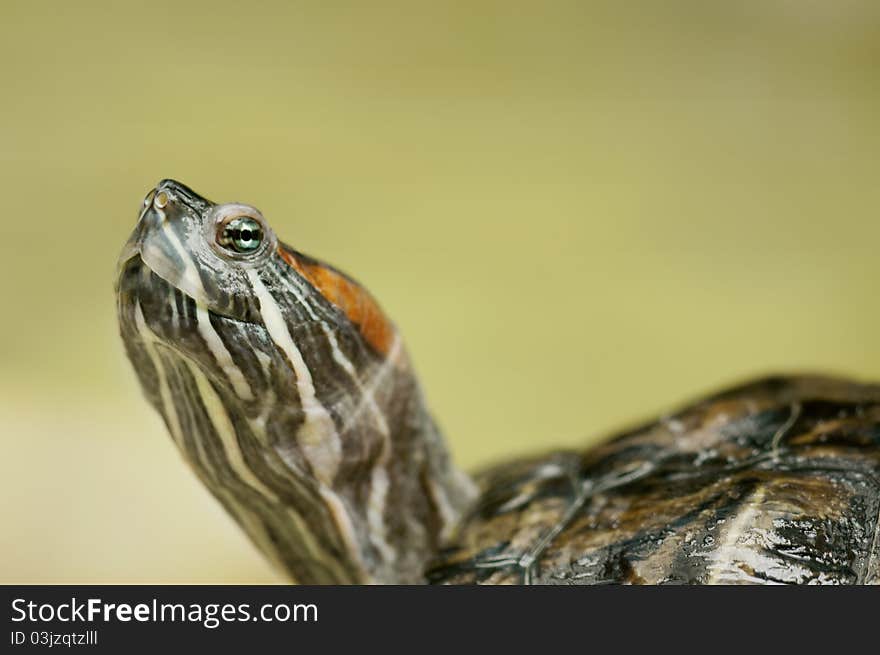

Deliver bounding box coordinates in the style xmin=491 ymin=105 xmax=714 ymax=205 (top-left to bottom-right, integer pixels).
xmin=219 ymin=217 xmax=264 ymax=254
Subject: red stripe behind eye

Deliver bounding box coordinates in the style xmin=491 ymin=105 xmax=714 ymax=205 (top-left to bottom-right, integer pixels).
xmin=278 ymin=246 xmax=395 ymax=356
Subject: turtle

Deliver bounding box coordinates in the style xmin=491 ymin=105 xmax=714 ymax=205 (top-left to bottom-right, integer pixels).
xmin=116 ymin=180 xmax=880 ymax=585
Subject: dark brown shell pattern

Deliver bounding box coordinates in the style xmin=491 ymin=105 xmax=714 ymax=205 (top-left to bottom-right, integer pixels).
xmin=429 ymin=376 xmax=880 ymax=585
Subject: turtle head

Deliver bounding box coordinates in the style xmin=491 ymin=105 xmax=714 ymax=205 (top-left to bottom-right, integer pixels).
xmin=116 ymin=179 xmax=476 ymax=584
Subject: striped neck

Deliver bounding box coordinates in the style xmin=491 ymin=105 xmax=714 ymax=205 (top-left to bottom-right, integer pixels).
xmin=117 ymin=180 xmax=477 ymax=583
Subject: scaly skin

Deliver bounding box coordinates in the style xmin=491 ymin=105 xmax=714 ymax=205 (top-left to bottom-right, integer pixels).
xmin=430 ymin=376 xmax=880 ymax=584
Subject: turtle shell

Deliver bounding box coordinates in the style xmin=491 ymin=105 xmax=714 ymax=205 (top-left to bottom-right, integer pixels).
xmin=429 ymin=375 xmax=880 ymax=584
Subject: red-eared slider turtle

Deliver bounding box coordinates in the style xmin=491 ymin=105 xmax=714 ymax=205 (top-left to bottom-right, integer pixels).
xmin=116 ymin=180 xmax=880 ymax=585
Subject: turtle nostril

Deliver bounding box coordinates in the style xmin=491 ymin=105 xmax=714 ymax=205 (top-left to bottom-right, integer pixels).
xmin=153 ymin=191 xmax=169 ymax=209
xmin=141 ymin=188 xmax=156 ymax=210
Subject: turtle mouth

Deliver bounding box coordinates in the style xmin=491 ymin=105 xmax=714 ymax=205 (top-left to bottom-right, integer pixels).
xmin=116 ymin=250 xmax=264 ymax=329
xmin=116 ymin=202 xmax=208 ymax=304
xmin=116 ymin=252 xmax=174 ymax=317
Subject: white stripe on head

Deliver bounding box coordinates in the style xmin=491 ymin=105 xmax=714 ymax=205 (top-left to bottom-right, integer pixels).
xmin=186 ymin=360 xmax=277 ymax=502
xmin=134 ymin=302 xmax=185 ymax=450
xmin=185 ymin=359 xmax=345 ymax=580
xmin=194 ymin=304 xmax=254 ymax=401
xmin=319 ymin=486 xmax=371 ymax=582
xmin=274 ymin=270 xmax=399 ymax=562
xmin=137 ymin=298 xmax=334 ymax=581
xmin=245 ymin=268 xmax=342 ymax=487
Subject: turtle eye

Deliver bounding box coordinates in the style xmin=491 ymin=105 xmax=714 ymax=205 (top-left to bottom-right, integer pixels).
xmin=218 ymin=216 xmax=264 ymax=254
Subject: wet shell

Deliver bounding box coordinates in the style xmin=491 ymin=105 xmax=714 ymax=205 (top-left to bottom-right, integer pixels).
xmin=429 ymin=376 xmax=880 ymax=584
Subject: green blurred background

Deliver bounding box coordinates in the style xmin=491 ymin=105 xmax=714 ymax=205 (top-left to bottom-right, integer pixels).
xmin=1 ymin=1 xmax=878 ymax=583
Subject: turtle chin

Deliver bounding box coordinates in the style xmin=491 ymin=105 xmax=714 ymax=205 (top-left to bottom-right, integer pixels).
xmin=116 ymin=254 xmax=200 ymax=361
xmin=116 ymin=254 xmax=271 ymax=399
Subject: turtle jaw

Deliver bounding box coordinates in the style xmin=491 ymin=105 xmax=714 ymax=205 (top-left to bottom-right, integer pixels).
xmin=117 ymin=182 xmax=217 ymax=313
